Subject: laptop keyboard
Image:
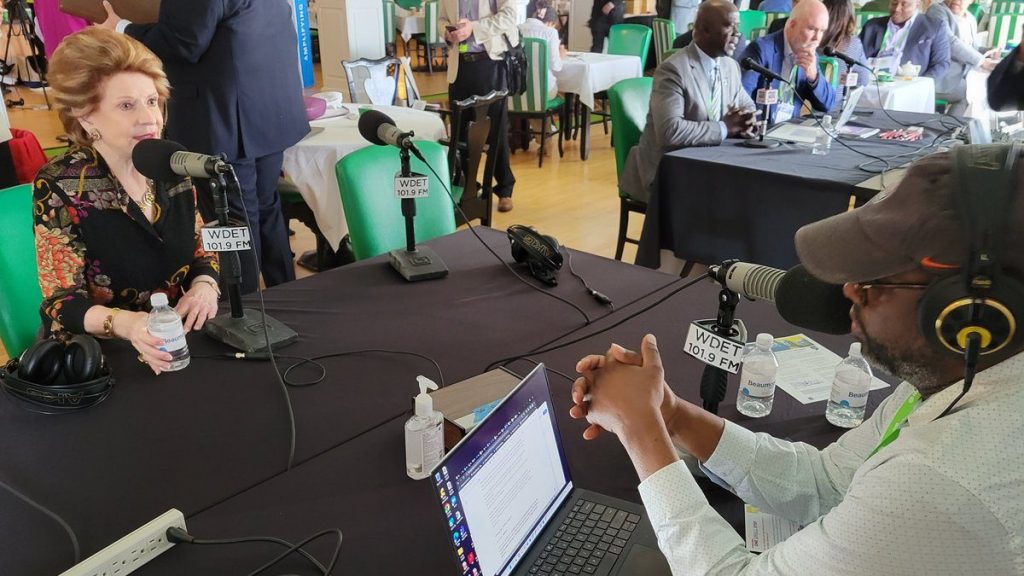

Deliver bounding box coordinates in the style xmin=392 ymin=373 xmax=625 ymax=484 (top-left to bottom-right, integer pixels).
xmin=528 ymin=498 xmax=642 ymax=575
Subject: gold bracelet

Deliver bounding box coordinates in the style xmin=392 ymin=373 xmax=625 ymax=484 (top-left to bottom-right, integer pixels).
xmin=192 ymin=278 xmax=221 ymax=297
xmin=103 ymin=308 xmax=122 ymax=339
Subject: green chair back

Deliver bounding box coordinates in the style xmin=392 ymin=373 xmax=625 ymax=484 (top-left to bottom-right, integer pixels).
xmin=818 ymin=55 xmax=840 ymax=89
xmin=336 ymin=141 xmax=456 ymax=260
xmin=990 ymin=12 xmax=1024 ymax=52
xmin=424 ymin=0 xmax=442 ymax=44
xmin=383 ymin=0 xmax=396 ymax=44
xmin=0 ymin=184 xmax=42 ymax=357
xmin=608 ymin=77 xmax=653 ymax=193
xmin=607 ymin=23 xmax=653 ymax=69
xmin=749 ymin=26 xmax=770 ymax=40
xmin=739 ymin=10 xmax=767 ymax=39
xmin=855 ymin=11 xmax=887 ymax=32
xmin=395 ymin=0 xmax=421 ymax=9
xmin=509 ymin=38 xmax=554 ymax=112
xmin=991 ymin=1 xmax=1024 ymax=14
xmin=652 ymin=18 xmax=676 ymax=66
xmin=762 ymin=11 xmax=788 ymax=29
xmin=968 ymin=2 xmax=985 ymax=22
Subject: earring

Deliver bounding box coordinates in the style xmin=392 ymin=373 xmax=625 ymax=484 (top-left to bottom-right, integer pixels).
xmin=88 ymin=128 xmax=102 ymax=142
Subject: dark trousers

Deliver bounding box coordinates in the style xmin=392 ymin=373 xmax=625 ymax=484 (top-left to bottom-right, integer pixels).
xmin=589 ymin=7 xmax=624 ymax=52
xmin=449 ymin=56 xmax=516 ymax=198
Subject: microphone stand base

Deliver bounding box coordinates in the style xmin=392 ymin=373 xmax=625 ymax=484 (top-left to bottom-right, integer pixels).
xmin=390 ymin=246 xmax=449 ymax=282
xmin=741 ymin=138 xmax=781 ymax=149
xmin=204 ymin=309 xmax=299 ymax=353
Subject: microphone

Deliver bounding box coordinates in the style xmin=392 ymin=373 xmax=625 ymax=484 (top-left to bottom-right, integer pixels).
xmin=707 ymin=261 xmax=852 ymax=335
xmin=822 ymin=46 xmax=870 ymax=70
xmin=358 ymin=109 xmax=415 ymax=150
xmin=740 ymin=57 xmax=790 ymax=85
xmin=132 ymin=139 xmax=230 ymax=181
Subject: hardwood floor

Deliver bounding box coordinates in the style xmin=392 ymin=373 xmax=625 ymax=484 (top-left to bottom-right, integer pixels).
xmin=3 ymin=60 xmax=642 ymax=360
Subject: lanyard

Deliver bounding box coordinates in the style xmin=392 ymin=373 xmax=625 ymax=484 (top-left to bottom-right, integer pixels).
xmin=880 ymin=20 xmax=912 ymax=56
xmin=868 ymin=390 xmax=922 ymax=458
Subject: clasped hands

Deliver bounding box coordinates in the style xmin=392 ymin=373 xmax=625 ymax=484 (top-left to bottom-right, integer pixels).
xmin=724 ymin=106 xmax=758 ymax=139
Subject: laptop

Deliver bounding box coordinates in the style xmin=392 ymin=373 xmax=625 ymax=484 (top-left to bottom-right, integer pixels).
xmin=430 ymin=364 xmax=672 ymax=576
xmin=767 ymin=86 xmax=865 ymax=144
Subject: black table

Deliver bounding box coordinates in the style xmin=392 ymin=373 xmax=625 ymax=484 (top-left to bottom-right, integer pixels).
xmin=637 ymin=110 xmax=962 ymax=270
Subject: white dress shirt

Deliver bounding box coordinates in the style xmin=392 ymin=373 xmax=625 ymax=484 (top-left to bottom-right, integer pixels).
xmin=637 ymin=351 xmax=1024 ymax=575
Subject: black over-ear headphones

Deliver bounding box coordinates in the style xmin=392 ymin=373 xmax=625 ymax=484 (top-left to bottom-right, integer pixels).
xmin=918 ymin=142 xmax=1024 ymax=358
xmin=508 ymin=224 xmax=564 ymax=286
xmin=0 ymin=335 xmax=113 ymax=412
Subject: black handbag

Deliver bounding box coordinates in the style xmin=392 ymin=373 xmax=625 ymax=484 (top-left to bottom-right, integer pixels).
xmin=502 ymin=33 xmax=528 ymax=96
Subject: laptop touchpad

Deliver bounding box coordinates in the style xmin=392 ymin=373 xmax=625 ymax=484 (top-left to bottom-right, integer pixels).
xmin=619 ymin=544 xmax=671 ymax=575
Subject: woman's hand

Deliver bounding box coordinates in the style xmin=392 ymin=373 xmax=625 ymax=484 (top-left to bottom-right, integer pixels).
xmin=119 ymin=311 xmax=171 ymax=374
xmin=176 ymin=279 xmax=219 ymax=332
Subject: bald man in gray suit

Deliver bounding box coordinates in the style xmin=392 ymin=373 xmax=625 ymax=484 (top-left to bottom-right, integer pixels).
xmin=620 ymin=0 xmax=756 ymax=205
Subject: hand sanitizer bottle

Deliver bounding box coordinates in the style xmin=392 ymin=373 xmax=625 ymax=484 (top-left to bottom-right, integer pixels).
xmin=406 ymin=375 xmax=444 ymax=480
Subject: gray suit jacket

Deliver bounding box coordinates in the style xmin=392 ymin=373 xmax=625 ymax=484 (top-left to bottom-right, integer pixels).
xmin=927 ymin=1 xmax=984 ymax=96
xmin=621 ymin=44 xmax=754 ymax=204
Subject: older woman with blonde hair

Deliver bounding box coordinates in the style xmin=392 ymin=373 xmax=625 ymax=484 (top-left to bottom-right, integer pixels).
xmin=34 ymin=27 xmax=219 ymax=374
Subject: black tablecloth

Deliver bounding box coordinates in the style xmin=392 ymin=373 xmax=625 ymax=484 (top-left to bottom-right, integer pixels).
xmin=637 ymin=111 xmax=961 ymax=269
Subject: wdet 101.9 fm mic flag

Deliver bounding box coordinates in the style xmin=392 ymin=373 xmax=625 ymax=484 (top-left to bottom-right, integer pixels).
xmin=708 ymin=261 xmax=852 ymax=335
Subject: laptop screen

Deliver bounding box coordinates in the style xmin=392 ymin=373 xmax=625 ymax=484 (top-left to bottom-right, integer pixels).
xmin=430 ymin=365 xmax=573 ymax=576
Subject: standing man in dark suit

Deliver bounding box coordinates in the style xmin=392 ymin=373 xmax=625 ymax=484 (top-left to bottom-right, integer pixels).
xmin=101 ymin=0 xmax=310 ymax=294
xmin=621 ymin=0 xmax=756 ymax=205
xmin=590 ymin=0 xmax=625 ymax=52
xmin=988 ymin=27 xmax=1024 ymax=111
xmin=739 ymin=0 xmax=836 ymax=122
xmin=859 ymin=0 xmax=950 ymax=79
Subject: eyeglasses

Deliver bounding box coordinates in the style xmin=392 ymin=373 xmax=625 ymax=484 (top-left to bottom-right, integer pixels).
xmin=851 ymin=281 xmax=931 ymax=304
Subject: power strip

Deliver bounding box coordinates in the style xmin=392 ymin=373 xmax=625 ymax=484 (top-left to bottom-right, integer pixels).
xmin=58 ymin=509 xmax=186 ymax=576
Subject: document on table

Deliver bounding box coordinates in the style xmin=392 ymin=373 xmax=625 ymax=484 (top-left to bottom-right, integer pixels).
xmin=745 ymin=505 xmax=801 ymax=553
xmin=770 ymin=334 xmax=889 ymax=404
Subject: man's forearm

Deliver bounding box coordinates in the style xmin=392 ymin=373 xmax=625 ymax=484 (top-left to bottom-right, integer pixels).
xmin=663 ymin=396 xmax=726 ymax=462
xmin=621 ymin=419 xmax=679 ymax=481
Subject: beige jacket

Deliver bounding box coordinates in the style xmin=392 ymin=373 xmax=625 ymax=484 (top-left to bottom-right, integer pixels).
xmin=438 ymin=0 xmax=520 ymax=84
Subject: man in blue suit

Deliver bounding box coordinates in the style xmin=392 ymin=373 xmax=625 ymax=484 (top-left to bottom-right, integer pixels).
xmin=101 ymin=0 xmax=310 ymax=294
xmin=739 ymin=0 xmax=836 ymax=122
xmin=859 ymin=0 xmax=950 ymax=80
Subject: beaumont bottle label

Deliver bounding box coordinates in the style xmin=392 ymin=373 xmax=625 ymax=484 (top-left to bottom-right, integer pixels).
xmin=830 ymin=383 xmax=869 ymax=408
xmin=741 ymin=376 xmax=775 ymax=398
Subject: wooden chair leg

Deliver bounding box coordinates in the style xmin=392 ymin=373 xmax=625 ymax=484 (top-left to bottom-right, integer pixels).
xmin=538 ymin=116 xmax=546 ymax=168
xmin=680 ymin=261 xmax=696 ymax=278
xmin=556 ymin=110 xmax=563 ymax=158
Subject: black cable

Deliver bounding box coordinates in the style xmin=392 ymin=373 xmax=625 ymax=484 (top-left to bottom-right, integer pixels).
xmin=564 ymin=247 xmax=614 ymax=311
xmin=415 ymin=149 xmax=594 ymax=325
xmin=281 ymin=348 xmax=445 ymax=388
xmin=514 ymin=356 xmax=576 ymax=383
xmin=485 ymin=272 xmax=710 ymax=372
xmin=193 ymin=353 xmax=330 ymax=387
xmin=937 ymin=334 xmax=979 ymax=420
xmin=247 ymin=529 xmax=343 ymax=576
xmin=0 ymin=478 xmax=80 ymax=565
xmin=166 ymin=526 xmax=329 ymax=574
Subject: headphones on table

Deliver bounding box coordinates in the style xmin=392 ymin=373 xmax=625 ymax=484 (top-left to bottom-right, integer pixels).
xmin=0 ymin=335 xmax=113 ymax=413
xmin=508 ymin=224 xmax=564 ymax=286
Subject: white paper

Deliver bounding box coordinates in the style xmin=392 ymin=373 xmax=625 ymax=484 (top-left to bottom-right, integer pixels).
xmin=744 ymin=504 xmax=801 ymax=553
xmin=770 ymin=334 xmax=889 ymax=405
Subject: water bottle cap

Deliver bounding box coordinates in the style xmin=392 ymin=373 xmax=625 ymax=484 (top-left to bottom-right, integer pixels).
xmin=150 ymin=292 xmax=169 ymax=307
xmin=849 ymin=342 xmax=862 ymax=356
xmin=755 ymin=333 xmax=774 ymax=348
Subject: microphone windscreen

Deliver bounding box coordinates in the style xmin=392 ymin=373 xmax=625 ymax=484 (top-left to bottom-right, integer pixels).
xmin=132 ymin=138 xmax=186 ymax=182
xmin=776 ymin=265 xmax=852 ymax=335
xmin=358 ymin=109 xmax=394 ymax=146
xmin=740 ymin=57 xmax=756 ymax=70
xmin=822 ymin=46 xmax=835 ymax=56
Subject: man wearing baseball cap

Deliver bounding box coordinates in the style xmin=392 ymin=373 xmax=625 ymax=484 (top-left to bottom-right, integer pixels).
xmin=569 ymin=145 xmax=1024 ymax=574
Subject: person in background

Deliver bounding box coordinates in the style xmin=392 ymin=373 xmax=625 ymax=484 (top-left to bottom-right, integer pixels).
xmin=441 ymin=0 xmax=520 ymax=212
xmin=33 ymin=0 xmax=89 ymax=59
xmin=100 ymin=0 xmax=310 ymax=295
xmin=928 ymin=0 xmax=999 ymax=116
xmin=759 ymin=0 xmax=793 ymax=14
xmin=820 ymin=0 xmax=870 ymax=109
xmin=36 ymin=28 xmax=219 ymax=374
xmin=740 ymin=0 xmax=837 ymax=121
xmin=590 ymin=0 xmax=625 ymax=53
xmin=621 ymin=0 xmax=756 ymax=206
xmin=570 ymin=146 xmax=1024 ymax=575
xmin=859 ymin=0 xmax=951 ymax=79
xmin=988 ymin=25 xmax=1024 ymax=111
xmin=519 ymin=0 xmax=565 ymax=99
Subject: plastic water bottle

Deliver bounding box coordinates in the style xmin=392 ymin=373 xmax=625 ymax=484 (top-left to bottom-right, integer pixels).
xmin=736 ymin=333 xmax=779 ymax=418
xmin=812 ymin=115 xmax=834 ymax=156
xmin=826 ymin=343 xmax=873 ymax=428
xmin=147 ymin=292 xmax=190 ymax=371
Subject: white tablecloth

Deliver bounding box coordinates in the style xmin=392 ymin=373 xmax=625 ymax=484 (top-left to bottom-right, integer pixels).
xmin=859 ymin=76 xmax=936 ymax=114
xmin=281 ymin=105 xmax=447 ymax=250
xmin=395 ymin=7 xmax=425 ymax=42
xmin=554 ymin=52 xmax=643 ymax=109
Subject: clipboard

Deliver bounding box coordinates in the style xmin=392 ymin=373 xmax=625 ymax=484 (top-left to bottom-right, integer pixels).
xmin=58 ymin=0 xmax=161 ymax=24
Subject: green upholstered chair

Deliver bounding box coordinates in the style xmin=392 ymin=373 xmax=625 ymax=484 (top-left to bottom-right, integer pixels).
xmin=608 ymin=77 xmax=652 ymax=261
xmin=0 ymin=184 xmax=43 ymax=357
xmin=989 ymin=12 xmax=1024 ymax=54
xmin=968 ymin=2 xmax=985 ymax=22
xmin=855 ymin=11 xmax=887 ymax=33
xmin=652 ymin=18 xmax=676 ymax=66
xmin=818 ymin=55 xmax=841 ymax=89
xmin=335 ymin=141 xmax=456 ymax=260
xmin=508 ymin=38 xmax=565 ymax=167
xmin=394 ymin=0 xmax=422 ymax=10
xmin=738 ymin=10 xmax=767 ymax=39
xmin=415 ymin=1 xmax=447 ymax=74
xmin=990 ymin=1 xmax=1024 ymax=14
xmin=749 ymin=26 xmax=770 ymax=40
xmin=762 ymin=11 xmax=788 ymax=30
xmin=608 ymin=23 xmax=654 ymax=69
